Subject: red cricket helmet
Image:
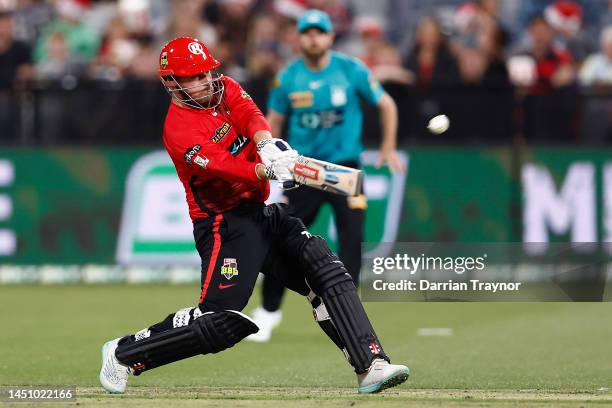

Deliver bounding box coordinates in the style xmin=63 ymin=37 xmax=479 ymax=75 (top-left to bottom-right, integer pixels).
xmin=158 ymin=37 xmax=221 ymax=77
xmin=159 ymin=37 xmax=224 ymax=110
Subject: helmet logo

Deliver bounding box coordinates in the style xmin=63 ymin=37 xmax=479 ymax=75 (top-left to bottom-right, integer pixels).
xmin=188 ymin=42 xmax=207 ymax=59
xmin=160 ymin=52 xmax=168 ymax=68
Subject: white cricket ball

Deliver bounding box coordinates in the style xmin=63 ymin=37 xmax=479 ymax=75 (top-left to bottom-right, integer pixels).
xmin=427 ymin=114 xmax=450 ymax=134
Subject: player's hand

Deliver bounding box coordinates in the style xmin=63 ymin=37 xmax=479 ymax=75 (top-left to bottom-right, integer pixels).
xmin=271 ymin=149 xmax=298 ymax=183
xmin=272 ymin=150 xmax=300 ymax=190
xmin=256 ymin=138 xmax=297 ymax=166
xmin=376 ymin=149 xmax=406 ymax=174
xmin=257 ymin=149 xmax=299 ymax=189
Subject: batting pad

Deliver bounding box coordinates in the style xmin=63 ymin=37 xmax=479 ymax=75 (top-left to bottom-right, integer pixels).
xmin=299 ymin=237 xmax=390 ymax=373
xmin=115 ymin=310 xmax=258 ymax=375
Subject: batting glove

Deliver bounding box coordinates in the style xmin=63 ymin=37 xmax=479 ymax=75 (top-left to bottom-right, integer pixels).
xmin=256 ymin=138 xmax=297 ymax=167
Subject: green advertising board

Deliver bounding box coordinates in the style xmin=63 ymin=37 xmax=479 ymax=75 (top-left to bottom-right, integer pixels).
xmin=0 ymin=147 xmax=610 ymax=266
xmin=0 ymin=149 xmax=153 ymax=264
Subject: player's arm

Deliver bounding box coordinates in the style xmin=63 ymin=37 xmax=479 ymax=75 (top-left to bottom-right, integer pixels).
xmin=176 ymin=136 xmax=262 ymax=184
xmin=354 ymin=59 xmax=405 ymax=173
xmin=377 ymin=93 xmax=405 ymax=173
xmin=266 ymin=110 xmax=286 ymax=140
xmin=254 ymin=110 xmax=292 ymax=181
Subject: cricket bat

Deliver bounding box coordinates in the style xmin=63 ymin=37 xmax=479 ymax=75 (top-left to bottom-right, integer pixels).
xmin=288 ymin=155 xmax=363 ymax=196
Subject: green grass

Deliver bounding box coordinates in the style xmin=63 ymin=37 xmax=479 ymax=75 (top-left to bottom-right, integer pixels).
xmin=1 ymin=285 xmax=611 ymax=406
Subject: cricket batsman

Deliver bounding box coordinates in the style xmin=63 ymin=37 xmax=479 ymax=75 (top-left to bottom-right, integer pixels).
xmin=98 ymin=36 xmax=410 ymax=394
xmin=249 ymin=9 xmax=405 ymax=341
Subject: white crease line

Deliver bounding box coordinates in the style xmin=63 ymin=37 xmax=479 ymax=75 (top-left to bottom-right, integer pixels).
xmin=416 ymin=328 xmax=454 ymax=336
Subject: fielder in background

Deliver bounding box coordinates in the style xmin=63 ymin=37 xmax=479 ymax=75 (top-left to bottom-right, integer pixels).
xmin=249 ymin=9 xmax=405 ymax=342
xmin=99 ymin=36 xmax=409 ymax=395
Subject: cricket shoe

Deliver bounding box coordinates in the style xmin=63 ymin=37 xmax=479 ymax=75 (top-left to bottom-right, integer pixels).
xmin=245 ymin=307 xmax=282 ymax=342
xmin=357 ymin=358 xmax=410 ymax=394
xmin=99 ymin=337 xmax=131 ymax=394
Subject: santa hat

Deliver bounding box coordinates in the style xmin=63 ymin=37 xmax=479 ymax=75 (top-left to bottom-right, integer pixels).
xmin=274 ymin=0 xmax=308 ymax=19
xmin=454 ymin=2 xmax=479 ymax=32
xmin=0 ymin=0 xmax=16 ymax=13
xmin=355 ymin=16 xmax=383 ymax=38
xmin=544 ymin=0 xmax=582 ymax=35
xmin=57 ymin=0 xmax=91 ymax=21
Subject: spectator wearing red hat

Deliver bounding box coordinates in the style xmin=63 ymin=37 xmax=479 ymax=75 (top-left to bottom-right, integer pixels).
xmin=518 ymin=14 xmax=579 ymax=142
xmin=524 ymin=14 xmax=575 ymax=93
xmin=544 ymin=0 xmax=592 ymax=62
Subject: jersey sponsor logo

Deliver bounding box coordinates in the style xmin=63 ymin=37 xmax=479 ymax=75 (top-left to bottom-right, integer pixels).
xmin=221 ymin=258 xmax=238 ymax=279
xmin=240 ymin=89 xmax=252 ymax=99
xmin=228 ymin=135 xmax=249 ymax=156
xmin=293 ymin=163 xmax=319 ymax=180
xmin=185 ymin=144 xmax=209 ymax=169
xmin=309 ymin=80 xmax=324 ymax=90
xmin=211 ymin=122 xmax=231 ymax=143
xmin=160 ymin=52 xmax=168 ymax=69
xmin=298 ymin=109 xmax=344 ymax=129
xmin=184 ymin=144 xmax=202 ymax=164
xmin=188 ymin=42 xmax=207 ymax=58
xmin=289 ymin=91 xmax=314 ymax=108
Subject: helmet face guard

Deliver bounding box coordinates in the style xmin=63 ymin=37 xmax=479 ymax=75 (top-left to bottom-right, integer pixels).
xmin=160 ymin=71 xmax=225 ymax=110
xmin=158 ymin=37 xmax=223 ymax=110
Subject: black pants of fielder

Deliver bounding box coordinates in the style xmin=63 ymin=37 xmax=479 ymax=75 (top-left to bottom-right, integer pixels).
xmin=262 ymin=174 xmax=366 ymax=312
xmin=116 ymin=201 xmax=387 ymax=374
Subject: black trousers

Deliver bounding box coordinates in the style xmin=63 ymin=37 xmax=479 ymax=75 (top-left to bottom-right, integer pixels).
xmin=193 ymin=202 xmax=311 ymax=312
xmin=139 ymin=202 xmax=313 ymax=338
xmin=262 ymin=169 xmax=366 ymax=312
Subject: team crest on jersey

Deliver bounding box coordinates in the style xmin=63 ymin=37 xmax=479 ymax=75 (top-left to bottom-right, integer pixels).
xmin=221 ymin=258 xmax=238 ymax=279
xmin=331 ymin=86 xmax=347 ymax=106
xmin=211 ymin=122 xmax=231 ymax=143
xmin=160 ymin=52 xmax=168 ymax=69
xmin=184 ymin=144 xmax=209 ymax=169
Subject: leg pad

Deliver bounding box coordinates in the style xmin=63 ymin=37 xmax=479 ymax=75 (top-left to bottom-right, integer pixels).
xmin=115 ymin=310 xmax=258 ymax=374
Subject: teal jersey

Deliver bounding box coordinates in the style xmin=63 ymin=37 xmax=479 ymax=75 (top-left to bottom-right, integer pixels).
xmin=268 ymin=51 xmax=384 ymax=164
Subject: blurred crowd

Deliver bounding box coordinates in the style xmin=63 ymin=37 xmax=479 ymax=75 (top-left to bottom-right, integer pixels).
xmin=0 ymin=0 xmax=611 ymax=145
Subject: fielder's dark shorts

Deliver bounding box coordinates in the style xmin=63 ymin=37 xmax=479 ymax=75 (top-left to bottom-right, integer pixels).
xmin=284 ymin=161 xmax=366 ymax=282
xmin=193 ymin=201 xmax=310 ymax=312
